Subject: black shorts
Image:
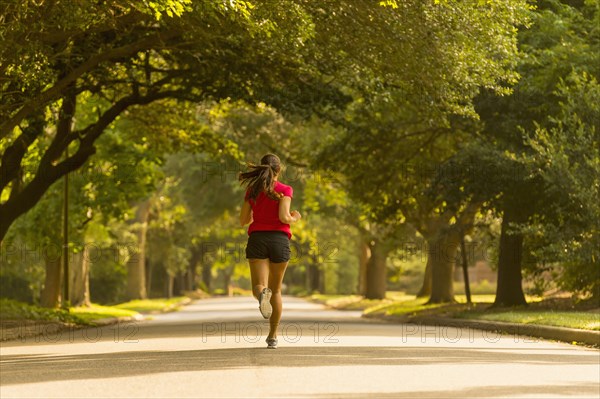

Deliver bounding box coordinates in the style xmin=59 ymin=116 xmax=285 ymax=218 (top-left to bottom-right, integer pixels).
xmin=245 ymin=231 xmax=291 ymax=263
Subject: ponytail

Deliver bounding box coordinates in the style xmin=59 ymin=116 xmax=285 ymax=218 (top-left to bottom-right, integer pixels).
xmin=239 ymin=154 xmax=283 ymax=201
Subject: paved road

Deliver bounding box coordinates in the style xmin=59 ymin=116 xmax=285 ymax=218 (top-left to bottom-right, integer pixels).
xmin=1 ymin=296 xmax=599 ymax=398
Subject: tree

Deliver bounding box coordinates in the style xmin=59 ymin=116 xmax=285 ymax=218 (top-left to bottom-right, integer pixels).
xmin=523 ymin=72 xmax=600 ymax=299
xmin=0 ymin=0 xmax=345 ymax=240
xmin=311 ymin=0 xmax=529 ymax=302
xmin=472 ymin=0 xmax=600 ymax=306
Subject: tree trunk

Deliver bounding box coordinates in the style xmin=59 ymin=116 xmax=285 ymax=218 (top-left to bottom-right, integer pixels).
xmin=127 ymin=200 xmax=150 ymax=300
xmin=167 ymin=274 xmax=174 ymax=298
xmin=189 ymin=268 xmax=195 ymax=291
xmin=186 ymin=248 xmax=200 ymax=291
xmin=365 ymin=241 xmax=388 ymax=300
xmin=428 ymin=231 xmax=459 ymax=304
xmin=201 ymin=262 xmax=212 ymax=292
xmin=173 ymin=272 xmax=184 ymax=296
xmin=224 ymin=268 xmax=233 ymax=297
xmin=70 ymin=245 xmax=91 ymax=307
xmin=494 ymin=206 xmax=527 ymax=307
xmin=309 ymin=253 xmax=321 ymax=293
xmin=416 ymin=255 xmax=432 ymax=297
xmin=178 ymin=271 xmax=185 ymax=294
xmin=358 ymin=237 xmax=370 ymax=295
xmin=146 ymin=260 xmax=154 ymax=297
xmin=40 ymin=256 xmax=62 ymax=308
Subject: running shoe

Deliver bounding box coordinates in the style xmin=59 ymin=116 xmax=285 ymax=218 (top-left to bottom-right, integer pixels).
xmin=258 ymin=287 xmax=272 ymax=319
xmin=266 ymin=337 xmax=278 ymax=349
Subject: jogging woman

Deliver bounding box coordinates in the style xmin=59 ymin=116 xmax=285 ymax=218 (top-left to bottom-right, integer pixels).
xmin=239 ymin=154 xmax=301 ymax=349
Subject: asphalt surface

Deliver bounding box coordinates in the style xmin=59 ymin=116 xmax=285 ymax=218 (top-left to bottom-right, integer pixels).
xmin=1 ymin=296 xmax=599 ymax=398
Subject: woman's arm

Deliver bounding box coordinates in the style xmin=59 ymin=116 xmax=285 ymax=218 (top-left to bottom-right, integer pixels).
xmin=240 ymin=200 xmax=253 ymax=226
xmin=278 ymin=196 xmax=301 ymax=224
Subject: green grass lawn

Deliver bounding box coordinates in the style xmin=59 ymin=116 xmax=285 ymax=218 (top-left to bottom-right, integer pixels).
xmin=0 ymin=298 xmax=83 ymax=324
xmin=363 ymin=295 xmax=544 ymax=317
xmin=455 ymin=310 xmax=600 ymax=331
xmin=309 ymin=294 xmax=375 ymax=310
xmin=311 ymin=293 xmax=502 ymax=315
xmin=1 ymin=296 xmax=191 ymax=326
xmin=0 ymin=299 xmax=143 ymax=325
xmin=69 ymin=304 xmax=141 ymax=324
xmin=311 ymin=292 xmax=600 ymax=332
xmin=114 ymin=296 xmax=189 ymax=313
xmin=364 ymin=296 xmax=445 ymax=316
xmin=309 ymin=291 xmax=415 ymax=310
xmin=355 ymin=293 xmax=597 ymax=331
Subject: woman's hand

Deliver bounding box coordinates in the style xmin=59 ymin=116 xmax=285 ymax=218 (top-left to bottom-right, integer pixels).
xmin=291 ymin=210 xmax=302 ymax=222
xmin=279 ymin=197 xmax=302 ymax=224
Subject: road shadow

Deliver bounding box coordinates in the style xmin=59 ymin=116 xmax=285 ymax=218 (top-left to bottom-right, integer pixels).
xmin=1 ymin=345 xmax=599 ymax=386
xmin=288 ymin=383 xmax=600 ymax=399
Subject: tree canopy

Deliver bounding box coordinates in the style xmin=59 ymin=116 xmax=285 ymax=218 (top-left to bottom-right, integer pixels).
xmin=1 ymin=0 xmax=597 ymax=307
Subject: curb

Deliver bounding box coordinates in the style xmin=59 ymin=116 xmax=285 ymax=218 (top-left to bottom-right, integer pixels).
xmin=365 ymin=313 xmax=600 ymax=347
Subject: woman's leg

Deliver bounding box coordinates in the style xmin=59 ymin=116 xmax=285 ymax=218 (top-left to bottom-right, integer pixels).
xmin=267 ymin=261 xmax=288 ymax=339
xmin=249 ymin=258 xmax=269 ymax=300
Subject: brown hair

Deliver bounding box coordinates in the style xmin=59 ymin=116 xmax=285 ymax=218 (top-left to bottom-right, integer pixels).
xmin=239 ymin=154 xmax=283 ymax=201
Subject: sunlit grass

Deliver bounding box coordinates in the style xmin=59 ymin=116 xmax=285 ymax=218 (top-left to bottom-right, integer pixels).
xmin=364 ymin=296 xmax=442 ymax=316
xmin=309 ymin=291 xmax=415 ymax=310
xmin=455 ymin=310 xmax=600 ymax=331
xmin=453 ymin=294 xmax=542 ymax=304
xmin=70 ymin=297 xmax=193 ymax=324
xmin=454 ymin=294 xmax=495 ymax=304
xmin=363 ymin=294 xmax=545 ymax=316
xmin=1 ymin=298 xmax=82 ymax=324
xmin=114 ymin=296 xmax=188 ymax=313
xmin=312 ymin=293 xmax=507 ymax=314
xmin=69 ymin=304 xmax=140 ymax=324
xmin=1 ymin=297 xmax=189 ymax=326
xmin=310 ymin=293 xmax=467 ymax=314
xmin=310 ymin=294 xmax=367 ymax=309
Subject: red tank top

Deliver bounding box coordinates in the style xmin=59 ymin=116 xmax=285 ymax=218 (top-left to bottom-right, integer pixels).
xmin=245 ymin=181 xmax=293 ymax=239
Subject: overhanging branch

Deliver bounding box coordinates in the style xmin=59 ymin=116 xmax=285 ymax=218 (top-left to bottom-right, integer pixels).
xmin=0 ymin=31 xmax=179 ymax=141
xmin=0 ymin=87 xmax=189 ymax=241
